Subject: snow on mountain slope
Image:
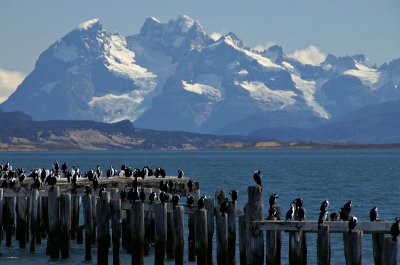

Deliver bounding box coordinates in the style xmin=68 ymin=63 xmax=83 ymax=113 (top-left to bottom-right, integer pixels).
xmin=182 ymin=81 xmax=222 ymax=101
xmin=344 ymin=62 xmax=380 ymax=88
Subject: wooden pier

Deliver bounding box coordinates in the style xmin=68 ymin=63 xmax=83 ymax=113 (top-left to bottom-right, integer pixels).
xmin=0 ymin=180 xmax=398 ymax=265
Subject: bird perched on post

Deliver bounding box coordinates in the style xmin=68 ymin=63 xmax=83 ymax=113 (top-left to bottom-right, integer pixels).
xmin=171 ymin=194 xmax=180 ymax=207
xmin=348 ymin=216 xmax=358 ymax=232
xmin=229 ymin=190 xmax=238 ymax=203
xmin=318 ymin=200 xmax=329 ymax=226
xmin=178 ymin=169 xmax=184 ymax=178
xmin=285 ymin=202 xmax=295 ymax=221
xmin=390 ymin=217 xmax=400 ymax=241
xmin=187 ymin=179 xmax=194 ymax=192
xmin=219 ymin=198 xmax=229 ymax=215
xmin=187 ymin=195 xmax=194 ymax=206
xmin=197 ymin=196 xmax=205 ymax=210
xmin=253 ymin=170 xmax=263 ymax=188
xmin=369 ymin=207 xmax=378 ymax=221
xmin=269 ymin=194 xmax=279 ymax=208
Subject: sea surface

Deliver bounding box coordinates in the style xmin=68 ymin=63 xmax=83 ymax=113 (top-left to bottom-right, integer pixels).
xmin=0 ymin=149 xmax=399 ymax=264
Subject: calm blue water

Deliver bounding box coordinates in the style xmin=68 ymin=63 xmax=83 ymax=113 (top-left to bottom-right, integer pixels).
xmin=0 ymin=149 xmax=399 ymax=264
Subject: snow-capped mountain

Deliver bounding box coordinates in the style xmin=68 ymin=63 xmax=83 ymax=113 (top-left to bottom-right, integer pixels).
xmin=1 ymin=15 xmax=399 ymax=136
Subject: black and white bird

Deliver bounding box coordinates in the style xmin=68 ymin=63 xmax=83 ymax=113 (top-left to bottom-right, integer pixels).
xmin=320 ymin=200 xmax=329 ymax=213
xmin=390 ymin=217 xmax=400 ymax=241
xmin=149 ymin=191 xmax=157 ymax=203
xmin=219 ymin=198 xmax=229 ymax=215
xmin=140 ymin=188 xmax=146 ymax=202
xmin=348 ymin=216 xmax=358 ymax=232
xmin=159 ymin=191 xmax=168 ymax=205
xmin=187 ymin=195 xmax=194 ymax=206
xmin=370 ymin=207 xmax=378 ymax=221
xmin=229 ymin=190 xmax=238 ymax=203
xmin=285 ymin=202 xmax=295 ymax=221
xmin=84 ymin=185 xmax=92 ymax=195
xmin=318 ymin=211 xmax=329 ymax=226
xmin=253 ymin=170 xmax=263 ymax=187
xmin=171 ymin=194 xmax=180 ymax=207
xmin=187 ymin=179 xmax=194 ymax=192
xmin=178 ymin=170 xmax=184 ymax=178
xmin=197 ymin=197 xmax=205 ymax=210
xmin=269 ymin=194 xmax=279 ymax=208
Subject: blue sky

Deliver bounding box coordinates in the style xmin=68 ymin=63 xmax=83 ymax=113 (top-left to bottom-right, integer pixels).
xmin=0 ymin=0 xmax=399 ymax=101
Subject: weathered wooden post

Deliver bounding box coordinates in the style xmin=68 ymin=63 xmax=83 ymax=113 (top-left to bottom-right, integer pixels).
xmin=227 ymin=201 xmax=237 ymax=265
xmin=239 ymin=215 xmax=246 ymax=265
xmin=383 ymin=237 xmax=397 ymax=265
xmin=188 ymin=211 xmax=196 ymax=262
xmin=5 ymin=196 xmax=15 ymax=247
xmin=372 ymin=233 xmax=384 ymax=265
xmin=16 ymin=195 xmax=27 ymax=248
xmin=30 ymin=189 xmax=39 ymax=252
xmin=60 ymin=193 xmax=71 ymax=259
xmin=204 ymin=197 xmax=215 ymax=265
xmin=91 ymin=194 xmax=97 ymax=244
xmin=82 ymin=193 xmax=93 ymax=261
xmin=244 ymin=186 xmax=264 ymax=265
xmin=41 ymin=195 xmax=48 ymax=239
xmin=317 ymin=225 xmax=330 ymax=265
xmin=216 ymin=212 xmax=228 ymax=265
xmin=36 ymin=192 xmax=42 ymax=244
xmin=167 ymin=206 xmax=176 ymax=260
xmin=195 ymin=208 xmax=208 ymax=265
xmin=144 ymin=209 xmax=153 ymax=255
xmin=131 ymin=201 xmax=145 ymax=265
xmin=343 ymin=231 xmax=363 ymax=265
xmin=0 ymin=189 xmax=3 ymax=244
xmin=71 ymin=191 xmax=80 ymax=240
xmin=121 ymin=209 xmax=128 ymax=250
xmin=266 ymin=206 xmax=282 ymax=265
xmin=48 ymin=186 xmax=60 ymax=259
xmin=154 ymin=202 xmax=167 ymax=265
xmin=110 ymin=197 xmax=121 ymax=265
xmin=173 ymin=205 xmax=184 ymax=265
xmin=289 ymin=207 xmax=307 ymax=265
xmin=97 ymin=192 xmax=111 ymax=265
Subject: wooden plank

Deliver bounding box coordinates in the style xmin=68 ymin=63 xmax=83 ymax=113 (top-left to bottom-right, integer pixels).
xmin=253 ymin=221 xmax=392 ymax=233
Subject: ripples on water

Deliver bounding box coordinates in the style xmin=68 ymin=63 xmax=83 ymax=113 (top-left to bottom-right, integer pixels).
xmin=0 ymin=149 xmax=399 ymax=264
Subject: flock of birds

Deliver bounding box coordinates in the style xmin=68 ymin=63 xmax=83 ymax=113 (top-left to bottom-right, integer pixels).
xmin=253 ymin=169 xmax=400 ymax=242
xmin=1 ymin=162 xmax=398 ymax=241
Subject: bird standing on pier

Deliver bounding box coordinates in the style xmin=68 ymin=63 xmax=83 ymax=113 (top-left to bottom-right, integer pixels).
xmin=140 ymin=188 xmax=146 ymax=202
xmin=340 ymin=200 xmax=352 ymax=221
xmin=187 ymin=195 xmax=194 ymax=206
xmin=318 ymin=200 xmax=329 ymax=226
xmin=297 ymin=207 xmax=306 ymax=221
xmin=370 ymin=207 xmax=378 ymax=221
xmin=120 ymin=187 xmax=127 ymax=200
xmin=285 ymin=202 xmax=295 ymax=221
xmin=253 ymin=170 xmax=263 ymax=188
xmin=348 ymin=216 xmax=358 ymax=232
xmin=178 ymin=169 xmax=184 ymax=178
xmin=390 ymin=217 xmax=400 ymax=241
xmin=84 ymin=185 xmax=91 ymax=195
xmin=197 ymin=197 xmax=205 ymax=210
xmin=168 ymin=180 xmax=174 ymax=192
xmin=219 ymin=198 xmax=229 ymax=215
xmin=98 ymin=186 xmax=106 ymax=198
xmin=159 ymin=191 xmax=168 ymax=205
xmin=171 ymin=194 xmax=180 ymax=206
xmin=187 ymin=179 xmax=194 ymax=192
xmin=268 ymin=207 xmax=277 ymax=220
xmin=149 ymin=191 xmax=157 ymax=203
xmin=230 ymin=190 xmax=238 ymax=203
xmin=269 ymin=194 xmax=279 ymax=208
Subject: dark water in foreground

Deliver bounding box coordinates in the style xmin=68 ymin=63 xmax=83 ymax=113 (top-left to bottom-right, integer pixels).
xmin=0 ymin=149 xmax=399 ymax=264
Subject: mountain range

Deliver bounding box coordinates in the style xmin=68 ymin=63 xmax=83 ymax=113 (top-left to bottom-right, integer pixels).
xmin=1 ymin=15 xmax=399 ymax=143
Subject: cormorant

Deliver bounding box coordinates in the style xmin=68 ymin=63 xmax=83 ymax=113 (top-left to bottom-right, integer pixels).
xmin=253 ymin=170 xmax=263 ymax=187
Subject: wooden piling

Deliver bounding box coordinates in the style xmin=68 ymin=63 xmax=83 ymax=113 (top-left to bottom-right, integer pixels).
xmin=195 ymin=208 xmax=208 ymax=265
xmin=204 ymin=197 xmax=214 ymax=265
xmin=372 ymin=233 xmax=384 ymax=265
xmin=227 ymin=201 xmax=237 ymax=265
xmin=131 ymin=202 xmax=145 ymax=265
xmin=167 ymin=209 xmax=175 ymax=259
xmin=188 ymin=211 xmax=196 ymax=262
xmin=266 ymin=207 xmax=281 ymax=265
xmin=71 ymin=191 xmax=80 ymax=240
xmin=154 ymin=202 xmax=167 ymax=265
xmin=41 ymin=196 xmax=48 ymax=239
xmin=60 ymin=193 xmax=71 ymax=259
xmin=91 ymin=194 xmax=97 ymax=244
xmin=82 ymin=194 xmax=93 ymax=261
xmin=289 ymin=231 xmax=307 ymax=265
xmin=36 ymin=194 xmax=42 ymax=244
xmin=317 ymin=225 xmax=330 ymax=265
xmin=216 ymin=213 xmax=228 ymax=265
xmin=5 ymin=196 xmax=15 ymax=247
xmin=0 ymin=189 xmax=3 ymax=243
xmin=29 ymin=189 xmax=39 ymax=252
xmin=239 ymin=215 xmax=246 ymax=265
xmin=343 ymin=231 xmax=363 ymax=265
xmin=48 ymin=186 xmax=60 ymax=259
xmin=383 ymin=237 xmax=397 ymax=265
xmin=17 ymin=195 xmax=27 ymax=248
xmin=96 ymin=192 xmax=111 ymax=265
xmin=173 ymin=205 xmax=184 ymax=265
xmin=110 ymin=198 xmax=121 ymax=265
xmin=244 ymin=186 xmax=264 ymax=265
xmin=144 ymin=210 xmax=153 ymax=255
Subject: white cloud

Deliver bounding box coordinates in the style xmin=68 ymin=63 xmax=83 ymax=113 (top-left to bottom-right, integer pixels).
xmin=288 ymin=45 xmax=326 ymax=66
xmin=210 ymin=32 xmax=223 ymax=41
xmin=253 ymin=41 xmax=277 ymax=52
xmin=0 ymin=68 xmax=26 ymax=103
